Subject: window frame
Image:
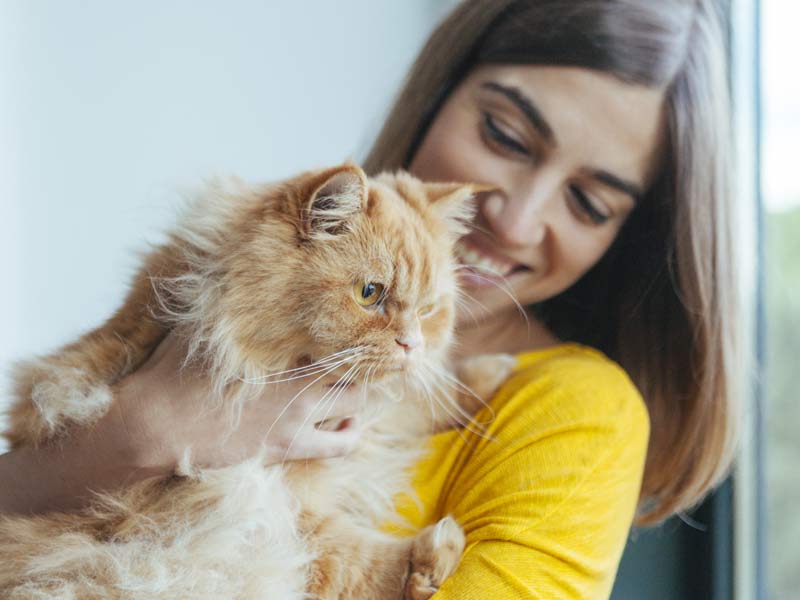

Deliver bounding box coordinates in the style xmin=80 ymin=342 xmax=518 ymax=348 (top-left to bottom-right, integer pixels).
xmin=729 ymin=0 xmax=765 ymax=598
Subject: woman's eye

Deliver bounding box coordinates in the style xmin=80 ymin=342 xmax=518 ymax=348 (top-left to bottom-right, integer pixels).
xmin=481 ymin=112 xmax=530 ymax=156
xmin=353 ymin=281 xmax=385 ymax=307
xmin=568 ymin=185 xmax=610 ymax=225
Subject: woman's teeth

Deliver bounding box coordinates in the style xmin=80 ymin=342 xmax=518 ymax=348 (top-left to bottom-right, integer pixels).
xmin=457 ymin=243 xmax=516 ymax=278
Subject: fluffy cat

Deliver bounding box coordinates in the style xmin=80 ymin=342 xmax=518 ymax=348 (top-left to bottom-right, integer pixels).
xmin=0 ymin=163 xmax=515 ymax=599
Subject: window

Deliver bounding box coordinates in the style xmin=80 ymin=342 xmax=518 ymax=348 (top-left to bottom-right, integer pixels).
xmin=762 ymin=1 xmax=800 ymax=598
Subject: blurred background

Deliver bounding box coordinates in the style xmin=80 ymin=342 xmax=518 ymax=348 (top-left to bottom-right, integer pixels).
xmin=0 ymin=1 xmax=796 ymax=598
xmin=762 ymin=1 xmax=800 ymax=598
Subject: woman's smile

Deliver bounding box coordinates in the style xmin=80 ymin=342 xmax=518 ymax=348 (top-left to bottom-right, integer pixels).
xmin=410 ymin=64 xmax=664 ymax=325
xmin=455 ymin=233 xmax=532 ymax=287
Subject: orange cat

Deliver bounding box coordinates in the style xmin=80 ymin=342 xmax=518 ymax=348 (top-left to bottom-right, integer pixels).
xmin=0 ymin=163 xmax=514 ymax=599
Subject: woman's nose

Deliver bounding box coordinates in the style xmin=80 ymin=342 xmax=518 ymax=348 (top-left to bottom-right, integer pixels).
xmin=481 ymin=185 xmax=552 ymax=248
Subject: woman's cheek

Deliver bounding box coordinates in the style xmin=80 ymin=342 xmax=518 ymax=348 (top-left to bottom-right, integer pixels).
xmin=549 ymin=225 xmax=610 ymax=293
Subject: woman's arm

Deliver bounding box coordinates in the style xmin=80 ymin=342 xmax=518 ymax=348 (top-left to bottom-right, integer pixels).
xmin=397 ymin=345 xmax=650 ymax=599
xmin=1 ymin=334 xmax=363 ymax=516
xmin=0 ymin=430 xmax=138 ymax=515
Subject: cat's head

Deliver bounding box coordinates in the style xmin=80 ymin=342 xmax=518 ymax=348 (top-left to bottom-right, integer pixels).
xmin=220 ymin=162 xmax=479 ymax=387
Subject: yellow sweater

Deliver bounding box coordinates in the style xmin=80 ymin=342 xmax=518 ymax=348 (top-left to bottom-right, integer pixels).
xmin=395 ymin=344 xmax=650 ymax=599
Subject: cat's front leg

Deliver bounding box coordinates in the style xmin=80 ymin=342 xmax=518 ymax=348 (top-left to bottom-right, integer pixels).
xmin=303 ymin=513 xmax=465 ymax=600
xmin=403 ymin=516 xmax=466 ymax=600
xmin=5 ymin=245 xmax=181 ymax=448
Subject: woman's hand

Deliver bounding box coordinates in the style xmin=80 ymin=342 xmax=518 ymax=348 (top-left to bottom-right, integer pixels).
xmin=109 ymin=333 xmax=365 ymax=473
xmin=0 ymin=334 xmax=364 ymax=515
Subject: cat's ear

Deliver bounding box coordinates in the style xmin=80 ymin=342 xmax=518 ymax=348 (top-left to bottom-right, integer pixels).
xmin=301 ymin=163 xmax=368 ymax=239
xmin=425 ymin=182 xmax=494 ymax=237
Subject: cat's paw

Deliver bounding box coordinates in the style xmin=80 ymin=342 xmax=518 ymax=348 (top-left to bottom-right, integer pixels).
xmin=9 ymin=360 xmax=113 ymax=444
xmin=404 ymin=516 xmax=466 ymax=600
xmin=457 ymin=353 xmax=517 ymax=403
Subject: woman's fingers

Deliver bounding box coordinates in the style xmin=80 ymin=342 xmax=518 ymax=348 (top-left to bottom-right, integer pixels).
xmin=130 ymin=333 xmax=369 ymax=466
xmin=272 ymin=380 xmax=364 ymax=421
xmin=308 ymin=389 xmax=365 ymax=428
xmin=280 ymin=421 xmax=362 ymax=461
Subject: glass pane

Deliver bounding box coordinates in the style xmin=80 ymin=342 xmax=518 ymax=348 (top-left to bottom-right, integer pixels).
xmin=762 ymin=1 xmax=800 ymax=597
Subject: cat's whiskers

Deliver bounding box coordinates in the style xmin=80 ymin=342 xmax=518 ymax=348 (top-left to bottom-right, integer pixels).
xmin=421 ymin=367 xmax=488 ymax=439
xmin=240 ymin=354 xmax=360 ymax=386
xmin=455 ymin=267 xmax=530 ymax=334
xmin=426 ymin=363 xmax=496 ymax=425
xmin=426 ymin=363 xmax=497 ymax=430
xmin=322 ymin=363 xmax=362 ymax=429
xmin=361 ymin=364 xmax=376 ymax=409
xmin=453 ymin=281 xmax=492 ymax=316
xmin=425 ymin=372 xmax=478 ymax=428
xmin=412 ymin=366 xmax=472 ymax=445
xmin=418 ymin=363 xmax=495 ymax=441
xmin=453 ymin=295 xmax=481 ymax=326
xmin=280 ymin=362 xmax=362 ymax=465
xmin=456 ymin=291 xmax=490 ymax=314
xmin=317 ymin=363 xmax=361 ymax=430
xmin=262 ymin=356 xmax=360 ymax=448
xmin=407 ymin=368 xmax=437 ymax=425
xmin=465 ymin=223 xmax=499 ymax=241
xmin=411 ymin=369 xmax=438 ymax=427
xmin=240 ymin=347 xmax=366 ymax=384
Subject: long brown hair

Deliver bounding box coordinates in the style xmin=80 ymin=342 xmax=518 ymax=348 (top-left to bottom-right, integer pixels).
xmin=364 ymin=0 xmax=739 ymax=525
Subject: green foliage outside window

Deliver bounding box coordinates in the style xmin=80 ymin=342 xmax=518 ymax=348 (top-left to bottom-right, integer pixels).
xmin=765 ymin=207 xmax=800 ymax=599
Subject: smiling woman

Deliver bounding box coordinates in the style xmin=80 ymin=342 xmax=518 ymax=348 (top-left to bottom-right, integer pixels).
xmin=409 ymin=65 xmax=664 ymax=318
xmin=366 ymin=0 xmax=739 ymax=532
xmin=0 ymin=1 xmax=739 ymax=599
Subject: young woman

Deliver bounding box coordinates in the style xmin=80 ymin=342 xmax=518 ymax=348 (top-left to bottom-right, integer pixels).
xmin=0 ymin=0 xmax=739 ymax=597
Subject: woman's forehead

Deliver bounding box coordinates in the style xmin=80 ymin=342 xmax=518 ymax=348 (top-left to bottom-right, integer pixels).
xmin=463 ymin=64 xmax=667 ymax=189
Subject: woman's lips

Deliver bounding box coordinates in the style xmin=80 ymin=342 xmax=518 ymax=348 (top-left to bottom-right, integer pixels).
xmin=456 ymin=238 xmax=528 ymax=279
xmin=455 ymin=237 xmax=530 ymax=287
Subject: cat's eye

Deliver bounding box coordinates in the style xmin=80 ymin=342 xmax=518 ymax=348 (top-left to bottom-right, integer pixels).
xmin=353 ymin=281 xmax=385 ymax=307
xmin=419 ymin=304 xmax=436 ymax=318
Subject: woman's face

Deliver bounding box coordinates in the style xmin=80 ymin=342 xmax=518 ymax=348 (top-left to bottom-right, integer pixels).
xmin=409 ymin=65 xmax=666 ymax=326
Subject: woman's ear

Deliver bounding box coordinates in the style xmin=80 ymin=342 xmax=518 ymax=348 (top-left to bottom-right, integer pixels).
xmin=297 ymin=162 xmax=368 ymax=239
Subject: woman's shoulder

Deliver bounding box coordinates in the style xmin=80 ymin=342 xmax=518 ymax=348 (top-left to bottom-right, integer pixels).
xmin=453 ymin=342 xmax=650 ymax=526
xmin=400 ymin=343 xmax=649 ymax=541
xmin=490 ymin=342 xmax=650 ymax=442
xmin=404 ymin=345 xmax=652 ymax=599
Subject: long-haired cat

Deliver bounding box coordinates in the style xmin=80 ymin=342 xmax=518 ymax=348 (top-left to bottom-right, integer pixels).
xmin=0 ymin=163 xmax=514 ymax=599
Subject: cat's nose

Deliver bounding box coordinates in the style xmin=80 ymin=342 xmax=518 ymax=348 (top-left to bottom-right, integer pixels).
xmin=395 ymin=335 xmax=421 ymax=352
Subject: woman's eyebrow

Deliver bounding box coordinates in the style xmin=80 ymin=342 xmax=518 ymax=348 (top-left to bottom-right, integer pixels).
xmin=480 ymin=81 xmax=643 ymax=203
xmin=590 ymin=169 xmax=644 ymax=203
xmin=480 ymin=81 xmax=555 ymax=145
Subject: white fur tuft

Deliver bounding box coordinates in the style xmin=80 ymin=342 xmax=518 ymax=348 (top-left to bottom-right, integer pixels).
xmin=24 ymin=363 xmax=113 ymax=436
xmin=5 ymin=460 xmax=312 ymax=599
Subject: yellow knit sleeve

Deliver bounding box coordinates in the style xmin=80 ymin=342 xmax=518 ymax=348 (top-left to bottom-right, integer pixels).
xmin=397 ymin=345 xmax=650 ymax=599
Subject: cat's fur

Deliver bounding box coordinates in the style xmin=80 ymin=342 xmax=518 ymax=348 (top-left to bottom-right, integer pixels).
xmin=0 ymin=163 xmax=515 ymax=599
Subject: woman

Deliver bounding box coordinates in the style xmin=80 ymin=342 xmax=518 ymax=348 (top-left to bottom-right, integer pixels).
xmin=0 ymin=0 xmax=739 ymax=597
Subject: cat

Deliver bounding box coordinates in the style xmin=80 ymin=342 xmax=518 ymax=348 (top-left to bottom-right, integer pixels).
xmin=0 ymin=162 xmax=515 ymax=599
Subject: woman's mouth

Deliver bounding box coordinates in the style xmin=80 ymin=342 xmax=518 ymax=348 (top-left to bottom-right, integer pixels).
xmin=455 ymin=238 xmax=530 ymax=285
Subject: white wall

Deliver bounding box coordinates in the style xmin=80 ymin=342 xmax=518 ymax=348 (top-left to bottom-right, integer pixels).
xmin=0 ymin=1 xmax=448 ymax=430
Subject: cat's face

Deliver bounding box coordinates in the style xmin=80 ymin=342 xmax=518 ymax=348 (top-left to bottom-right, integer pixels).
xmin=226 ymin=164 xmax=477 ymax=387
